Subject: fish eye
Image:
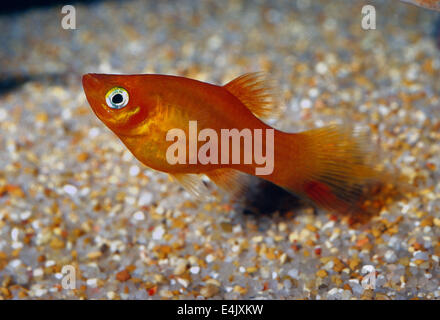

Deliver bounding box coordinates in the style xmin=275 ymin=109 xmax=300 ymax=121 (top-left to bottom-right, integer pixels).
xmin=105 ymin=87 xmax=129 ymax=109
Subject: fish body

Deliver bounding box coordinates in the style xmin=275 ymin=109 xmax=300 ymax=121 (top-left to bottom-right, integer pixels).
xmin=84 ymin=74 xmax=273 ymax=171
xmin=83 ymin=72 xmax=380 ymax=213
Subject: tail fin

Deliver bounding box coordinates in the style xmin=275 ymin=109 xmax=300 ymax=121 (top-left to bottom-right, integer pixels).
xmin=286 ymin=125 xmax=383 ymax=215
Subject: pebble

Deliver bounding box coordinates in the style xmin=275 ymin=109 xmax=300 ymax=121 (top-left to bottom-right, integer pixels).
xmin=116 ymin=269 xmax=131 ymax=282
xmin=385 ymin=250 xmax=398 ymax=263
xmin=287 ymin=269 xmax=299 ymax=279
xmin=129 ymin=165 xmax=140 ymax=176
xmin=138 ymin=192 xmax=153 ymax=206
xmin=413 ymin=251 xmax=429 ymax=261
xmin=190 ymin=266 xmax=200 ymax=274
xmin=87 ymin=278 xmax=98 ymax=287
xmin=0 ymin=109 xmax=7 ymax=121
xmin=152 ymin=225 xmax=165 ymax=240
xmin=206 ymin=254 xmax=215 ymax=264
xmin=348 ymin=279 xmax=364 ymax=296
xmin=200 ymin=284 xmax=219 ymax=298
xmin=315 ymin=62 xmax=328 ymax=75
xmin=63 ymin=184 xmax=78 ymax=196
xmin=33 ymin=268 xmax=44 ymax=277
xmin=132 ymin=211 xmax=145 ymax=221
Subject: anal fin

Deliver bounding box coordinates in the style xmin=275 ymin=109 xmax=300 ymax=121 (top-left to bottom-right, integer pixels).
xmin=171 ymin=173 xmax=212 ymax=201
xmin=205 ymin=168 xmax=251 ymax=199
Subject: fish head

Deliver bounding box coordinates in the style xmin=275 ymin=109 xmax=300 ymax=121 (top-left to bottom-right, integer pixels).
xmin=82 ymin=73 xmax=156 ymax=136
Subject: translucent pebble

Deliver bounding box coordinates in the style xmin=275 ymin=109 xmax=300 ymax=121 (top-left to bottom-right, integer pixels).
xmin=138 ymin=192 xmax=153 ymax=206
xmin=385 ymin=250 xmax=397 ymax=263
xmin=152 ymin=225 xmax=165 ymax=240
xmin=63 ymin=184 xmax=78 ymax=196
xmin=190 ymin=266 xmax=200 ymax=274
xmin=132 ymin=211 xmax=145 ymax=221
xmin=413 ymin=251 xmax=428 ymax=261
xmin=315 ymin=62 xmax=328 ymax=74
xmin=129 ymin=165 xmax=140 ymax=176
xmin=288 ymin=269 xmax=298 ymax=279
xmin=88 ymin=127 xmax=100 ymax=138
xmin=0 ymin=109 xmax=7 ymax=121
xmin=87 ymin=278 xmax=98 ymax=287
xmin=300 ymin=98 xmax=312 ymax=109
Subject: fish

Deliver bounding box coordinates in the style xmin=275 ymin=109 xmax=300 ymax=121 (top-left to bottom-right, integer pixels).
xmin=399 ymin=0 xmax=440 ymax=11
xmin=82 ymin=72 xmax=382 ymax=214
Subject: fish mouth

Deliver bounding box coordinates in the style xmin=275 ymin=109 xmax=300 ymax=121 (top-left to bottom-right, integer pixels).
xmin=82 ymin=73 xmax=102 ymax=93
xmin=82 ymin=73 xmax=108 ymax=121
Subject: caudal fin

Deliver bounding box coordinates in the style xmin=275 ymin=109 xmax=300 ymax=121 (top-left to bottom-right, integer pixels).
xmin=286 ymin=125 xmax=383 ymax=215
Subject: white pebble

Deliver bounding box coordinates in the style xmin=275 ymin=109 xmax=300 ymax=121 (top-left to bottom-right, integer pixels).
xmin=152 ymin=225 xmax=165 ymax=240
xmin=129 ymin=165 xmax=140 ymax=176
xmin=327 ymin=288 xmax=341 ymax=299
xmin=45 ymin=260 xmax=56 ymax=267
xmin=89 ymin=127 xmax=100 ymax=138
xmin=0 ymin=108 xmax=7 ymax=121
xmin=132 ymin=211 xmax=145 ymax=221
xmin=308 ymin=87 xmax=319 ymax=98
xmin=86 ymin=278 xmax=98 ymax=287
xmin=9 ymin=259 xmax=21 ymax=268
xmin=190 ymin=266 xmax=200 ymax=274
xmin=122 ymin=150 xmax=134 ymax=162
xmin=34 ymin=288 xmax=48 ymax=297
xmin=177 ymin=278 xmax=189 ymax=288
xmin=11 ymin=228 xmax=19 ymax=241
xmin=384 ymin=250 xmax=397 ymax=263
xmin=12 ymin=242 xmax=23 ymax=249
xmin=413 ymin=251 xmax=428 ymax=261
xmin=207 ymin=35 xmax=222 ymax=50
xmin=288 ymin=269 xmax=298 ymax=279
xmin=378 ymin=105 xmax=389 ymax=116
xmin=63 ymin=184 xmax=78 ymax=196
xmin=300 ymin=98 xmax=312 ymax=109
xmin=232 ymin=225 xmax=242 ymax=233
xmin=388 ymin=236 xmax=401 ymax=250
xmin=20 ymin=211 xmax=31 ymax=220
xmin=349 ymin=279 xmax=364 ymax=296
xmin=138 ymin=192 xmax=153 ymax=206
xmin=33 ymin=268 xmax=44 ymax=277
xmin=206 ymin=254 xmax=215 ymax=263
xmin=125 ymin=196 xmax=136 ymax=206
xmin=322 ymin=221 xmax=335 ymax=231
xmin=107 ymin=291 xmax=116 ymax=299
xmin=316 ymin=62 xmax=328 ymax=74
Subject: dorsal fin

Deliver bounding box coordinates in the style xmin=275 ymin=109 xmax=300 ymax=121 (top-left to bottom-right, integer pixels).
xmin=223 ymin=72 xmax=280 ymax=120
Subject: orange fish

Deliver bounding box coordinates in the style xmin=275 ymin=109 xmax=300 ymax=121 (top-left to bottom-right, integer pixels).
xmin=82 ymin=72 xmax=380 ymax=214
